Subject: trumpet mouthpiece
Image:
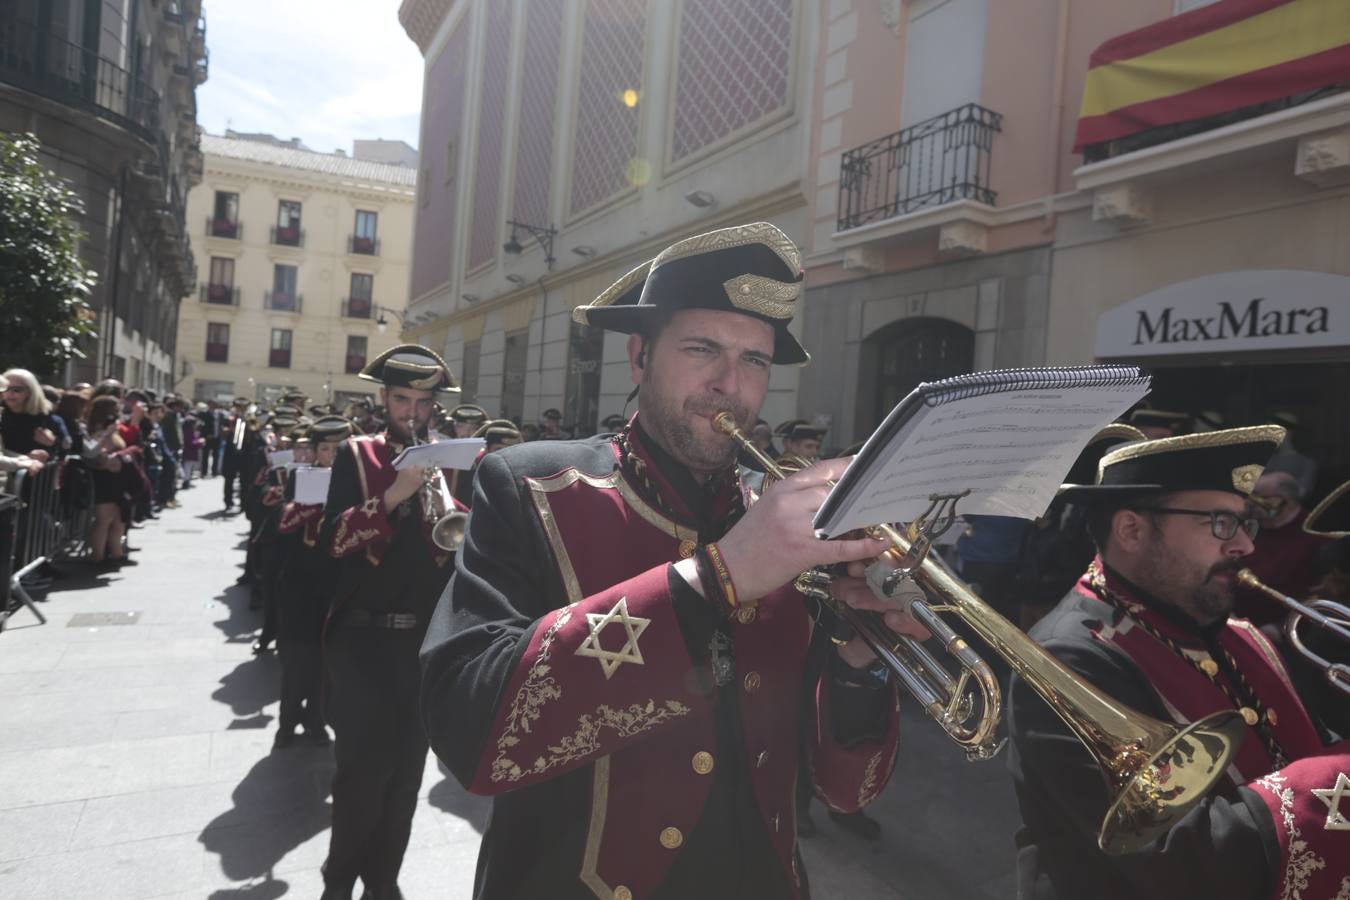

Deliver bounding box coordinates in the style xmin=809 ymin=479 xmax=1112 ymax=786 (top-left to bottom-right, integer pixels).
xmin=711 ymin=411 xmax=738 ymax=435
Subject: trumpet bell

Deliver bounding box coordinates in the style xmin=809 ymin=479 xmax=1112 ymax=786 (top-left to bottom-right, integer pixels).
xmin=432 ymin=511 xmax=468 ymax=552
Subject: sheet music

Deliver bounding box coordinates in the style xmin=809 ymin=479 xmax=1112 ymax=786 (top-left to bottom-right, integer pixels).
xmin=294 ymin=466 xmax=332 ymax=505
xmin=391 ymin=438 xmax=484 ymax=471
xmin=816 ymin=378 xmax=1148 ymax=536
xmin=266 ymin=449 xmax=294 ymax=468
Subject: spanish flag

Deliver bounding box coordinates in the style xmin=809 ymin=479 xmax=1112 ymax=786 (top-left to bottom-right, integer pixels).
xmin=1074 ymin=0 xmax=1350 ymax=152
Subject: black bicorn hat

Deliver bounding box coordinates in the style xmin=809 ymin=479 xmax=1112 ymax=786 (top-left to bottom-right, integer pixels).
xmin=473 ymin=418 xmax=522 ymax=444
xmin=1304 ymin=480 xmax=1350 ymax=538
xmin=540 ymin=408 xmax=562 ymax=421
xmin=1058 ymin=425 xmax=1286 ymax=505
xmin=309 ymin=414 xmax=354 ymax=444
xmin=570 ymin=222 xmax=809 ymax=365
xmin=232 ymin=396 xmax=250 ymax=408
xmin=776 ymin=418 xmax=827 ymax=442
xmin=450 ymin=403 xmax=488 ymax=424
xmin=359 ymin=344 xmax=459 ymax=393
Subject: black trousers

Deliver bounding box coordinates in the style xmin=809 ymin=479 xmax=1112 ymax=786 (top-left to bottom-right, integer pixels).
xmin=279 ymin=639 xmax=325 ymax=733
xmin=323 ymin=624 xmax=428 ymax=894
xmin=204 ymin=438 xmax=220 ymax=476
xmin=223 ymin=463 xmax=239 ymax=507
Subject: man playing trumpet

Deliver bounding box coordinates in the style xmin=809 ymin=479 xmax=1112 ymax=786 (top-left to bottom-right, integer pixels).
xmin=420 ymin=223 xmax=926 ymax=899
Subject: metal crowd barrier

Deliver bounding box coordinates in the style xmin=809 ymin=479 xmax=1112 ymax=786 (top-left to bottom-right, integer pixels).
xmin=1 ymin=458 xmax=95 ymax=632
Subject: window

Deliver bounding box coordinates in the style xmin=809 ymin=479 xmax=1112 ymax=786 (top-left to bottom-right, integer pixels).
xmin=351 ymin=210 xmax=378 ymax=254
xmin=269 ymin=328 xmax=293 ymax=368
xmin=211 ymin=191 xmax=239 ymax=238
xmin=500 ymin=329 xmax=529 ymax=422
xmin=346 ymin=273 xmax=373 ymax=318
xmin=207 ymin=257 xmax=234 ymax=304
xmin=274 ymin=200 xmax=303 ymax=246
xmin=268 ymin=264 xmax=298 ymax=311
xmin=460 ymin=339 xmax=481 ymax=402
xmin=193 ymin=379 xmax=234 ymax=402
xmin=345 ymin=335 xmax=368 ymax=374
xmin=206 ymin=323 xmax=230 ymax=362
xmin=563 ymin=322 xmax=604 ymax=437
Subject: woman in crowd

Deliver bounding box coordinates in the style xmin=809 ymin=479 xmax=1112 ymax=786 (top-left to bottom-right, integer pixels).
xmin=83 ymin=395 xmax=129 ymax=566
xmin=1 ymin=368 xmax=59 ymax=461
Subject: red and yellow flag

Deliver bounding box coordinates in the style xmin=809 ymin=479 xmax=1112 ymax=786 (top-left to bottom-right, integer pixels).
xmin=1074 ymin=0 xmax=1350 ymax=152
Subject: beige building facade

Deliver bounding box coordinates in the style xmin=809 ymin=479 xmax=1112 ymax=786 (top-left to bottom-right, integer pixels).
xmin=178 ymin=134 xmax=417 ymax=407
xmin=398 ymin=0 xmax=817 ymax=434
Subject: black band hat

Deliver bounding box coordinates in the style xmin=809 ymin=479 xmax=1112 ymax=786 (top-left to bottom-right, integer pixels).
xmin=601 ymin=414 xmax=627 ymax=431
xmin=1303 ymin=480 xmax=1350 ymax=538
xmin=540 ymin=408 xmax=562 ymax=421
xmin=474 ymin=418 xmax=522 ymax=444
xmin=309 ymin=415 xmax=354 ymax=444
xmin=232 ymin=396 xmax=250 ymax=408
xmin=776 ymin=419 xmax=827 ymax=442
xmin=571 ymin=222 xmax=809 ymax=366
xmin=450 ymin=403 xmax=488 ymax=424
xmin=359 ymin=343 xmax=459 ymax=393
xmin=1058 ymin=425 xmax=1286 ymax=505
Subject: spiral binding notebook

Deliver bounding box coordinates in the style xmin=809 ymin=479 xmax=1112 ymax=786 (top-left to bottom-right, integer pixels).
xmin=813 ymin=365 xmax=1151 ymax=537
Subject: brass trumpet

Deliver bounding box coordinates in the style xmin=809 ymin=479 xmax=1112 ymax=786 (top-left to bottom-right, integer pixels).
xmin=714 ymin=411 xmax=1247 ymax=854
xmin=406 ymin=420 xmax=468 ymax=552
xmin=1236 ymin=569 xmax=1350 ymax=695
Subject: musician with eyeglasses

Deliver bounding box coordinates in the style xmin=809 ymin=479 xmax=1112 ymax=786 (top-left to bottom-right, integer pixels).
xmin=319 ymin=344 xmax=462 ymax=900
xmin=1007 ymin=426 xmax=1349 ymax=900
xmin=420 ymin=223 xmax=928 ymax=899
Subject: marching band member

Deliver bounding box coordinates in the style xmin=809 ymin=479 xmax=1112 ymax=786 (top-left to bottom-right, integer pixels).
xmin=452 ymin=418 xmax=521 ymax=509
xmin=420 ymin=223 xmax=924 ymax=899
xmin=1007 ymin=427 xmax=1349 ymax=900
xmin=319 ymin=345 xmax=461 ymax=900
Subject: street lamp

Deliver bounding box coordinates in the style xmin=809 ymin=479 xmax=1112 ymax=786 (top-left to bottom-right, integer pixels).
xmin=374 ymin=305 xmax=407 ymax=334
xmin=503 ymin=219 xmax=557 ymax=269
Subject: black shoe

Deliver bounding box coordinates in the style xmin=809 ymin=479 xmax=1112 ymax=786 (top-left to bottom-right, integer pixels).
xmin=251 ymin=639 xmax=273 ymax=655
xmin=796 ymin=811 xmax=817 ymax=838
xmin=273 ymin=729 xmax=296 ymax=749
xmin=828 ymin=810 xmax=882 ymax=841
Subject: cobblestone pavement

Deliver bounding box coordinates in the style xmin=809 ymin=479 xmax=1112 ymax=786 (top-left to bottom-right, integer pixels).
xmin=0 ymin=478 xmax=1020 ymax=899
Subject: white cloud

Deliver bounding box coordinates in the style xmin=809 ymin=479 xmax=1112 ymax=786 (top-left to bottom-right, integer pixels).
xmin=197 ymin=0 xmax=424 ymax=153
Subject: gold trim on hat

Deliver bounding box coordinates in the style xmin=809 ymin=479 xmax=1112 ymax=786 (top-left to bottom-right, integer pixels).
xmin=572 ymin=260 xmax=651 ymax=325
xmin=1096 ymin=424 xmax=1287 ymax=483
xmin=1093 ymin=423 xmax=1147 ymax=444
xmin=652 ymin=221 xmax=801 ymax=272
xmin=1304 ymin=478 xmax=1350 ymax=538
xmin=721 ymin=273 xmax=798 ymax=319
xmin=1231 ymin=464 xmax=1262 ymax=494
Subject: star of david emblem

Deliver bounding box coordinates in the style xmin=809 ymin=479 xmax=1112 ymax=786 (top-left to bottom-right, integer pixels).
xmin=575 ymin=597 xmax=650 ymax=680
xmin=1311 ymin=771 xmax=1350 ymax=831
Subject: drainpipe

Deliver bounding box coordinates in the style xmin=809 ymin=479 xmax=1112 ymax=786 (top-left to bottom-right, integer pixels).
xmin=1043 ymin=0 xmax=1072 ymax=234
xmin=104 ymin=163 xmax=130 ymax=377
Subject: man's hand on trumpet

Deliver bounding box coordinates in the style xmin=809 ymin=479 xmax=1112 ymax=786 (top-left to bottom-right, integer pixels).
xmin=675 ymin=456 xmax=930 ymax=666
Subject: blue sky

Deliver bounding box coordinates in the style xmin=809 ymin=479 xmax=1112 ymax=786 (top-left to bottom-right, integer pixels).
xmin=197 ymin=0 xmax=423 ymax=155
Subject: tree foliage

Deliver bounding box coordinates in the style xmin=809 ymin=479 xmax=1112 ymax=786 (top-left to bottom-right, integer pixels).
xmin=0 ymin=132 xmax=97 ymax=375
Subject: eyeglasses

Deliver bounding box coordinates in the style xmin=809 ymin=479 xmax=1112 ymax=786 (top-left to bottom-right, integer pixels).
xmin=1132 ymin=507 xmax=1261 ymax=541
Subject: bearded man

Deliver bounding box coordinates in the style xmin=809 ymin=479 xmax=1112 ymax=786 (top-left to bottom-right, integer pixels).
xmin=419 ymin=223 xmax=926 ymax=899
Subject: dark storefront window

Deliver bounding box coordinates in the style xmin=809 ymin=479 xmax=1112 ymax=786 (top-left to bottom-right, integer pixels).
xmin=563 ymin=321 xmax=603 ymax=437
xmin=500 ymin=329 xmax=529 ymax=423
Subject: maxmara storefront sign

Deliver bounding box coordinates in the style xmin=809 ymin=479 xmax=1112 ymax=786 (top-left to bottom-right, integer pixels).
xmin=1096 ymin=270 xmax=1348 ymax=358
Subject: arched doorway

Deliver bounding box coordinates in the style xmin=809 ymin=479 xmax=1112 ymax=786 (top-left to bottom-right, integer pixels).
xmin=858 ymin=317 xmax=974 ymax=435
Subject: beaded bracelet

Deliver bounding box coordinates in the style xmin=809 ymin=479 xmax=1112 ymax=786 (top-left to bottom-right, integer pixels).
xmin=691 ymin=545 xmax=725 ymax=611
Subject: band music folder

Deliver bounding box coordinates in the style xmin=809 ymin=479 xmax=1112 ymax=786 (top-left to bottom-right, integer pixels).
xmin=814 ymin=365 xmax=1151 ymax=537
xmin=391 ymin=438 xmax=485 ymax=472
xmin=293 ymin=466 xmax=333 ymax=505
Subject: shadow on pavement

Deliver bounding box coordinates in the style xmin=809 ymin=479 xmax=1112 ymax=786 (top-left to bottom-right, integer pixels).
xmin=200 ymin=746 xmax=335 ymax=897
xmin=213 ymin=583 xmax=261 ymax=643
xmin=212 ymin=653 xmax=280 ymax=725
xmin=426 ymin=760 xmax=491 ymax=834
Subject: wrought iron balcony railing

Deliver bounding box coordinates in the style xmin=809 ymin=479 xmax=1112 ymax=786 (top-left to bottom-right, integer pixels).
xmin=341 ymin=297 xmax=373 ymax=319
xmin=199 ymin=284 xmax=239 ymax=306
xmin=207 ymin=217 xmax=241 ymax=239
xmin=270 ymin=225 xmax=305 ymax=247
xmin=0 ymin=19 xmax=162 ymax=144
xmin=264 ymin=290 xmax=302 ymax=313
xmin=348 ymin=235 xmax=380 ymax=256
xmin=837 ymin=103 xmax=1002 ymax=231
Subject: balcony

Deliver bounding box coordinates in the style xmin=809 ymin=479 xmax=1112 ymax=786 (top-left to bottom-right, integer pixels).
xmin=263 ymin=290 xmax=302 ymax=313
xmin=0 ymin=19 xmax=163 ymax=144
xmin=270 ymin=225 xmax=305 ymax=248
xmin=344 ymin=354 xmax=367 ymax=375
xmin=269 ymin=348 xmax=291 ymax=368
xmin=207 ymin=217 xmax=240 ymax=239
xmin=340 ymin=297 xmax=373 ymax=319
xmin=838 ymin=103 xmax=1002 ymax=232
xmin=199 ymin=284 xmax=239 ymax=306
xmin=205 ymin=342 xmax=228 ymax=363
xmin=348 ymin=235 xmax=380 ymax=256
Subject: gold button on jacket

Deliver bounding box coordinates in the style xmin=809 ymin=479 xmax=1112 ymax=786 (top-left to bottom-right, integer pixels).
xmin=659 ymin=826 xmax=684 ymax=849
xmin=691 ymin=751 xmax=715 ymax=775
xmin=614 ymin=887 xmax=633 ymax=900
xmin=743 ymin=671 xmax=762 ymax=693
